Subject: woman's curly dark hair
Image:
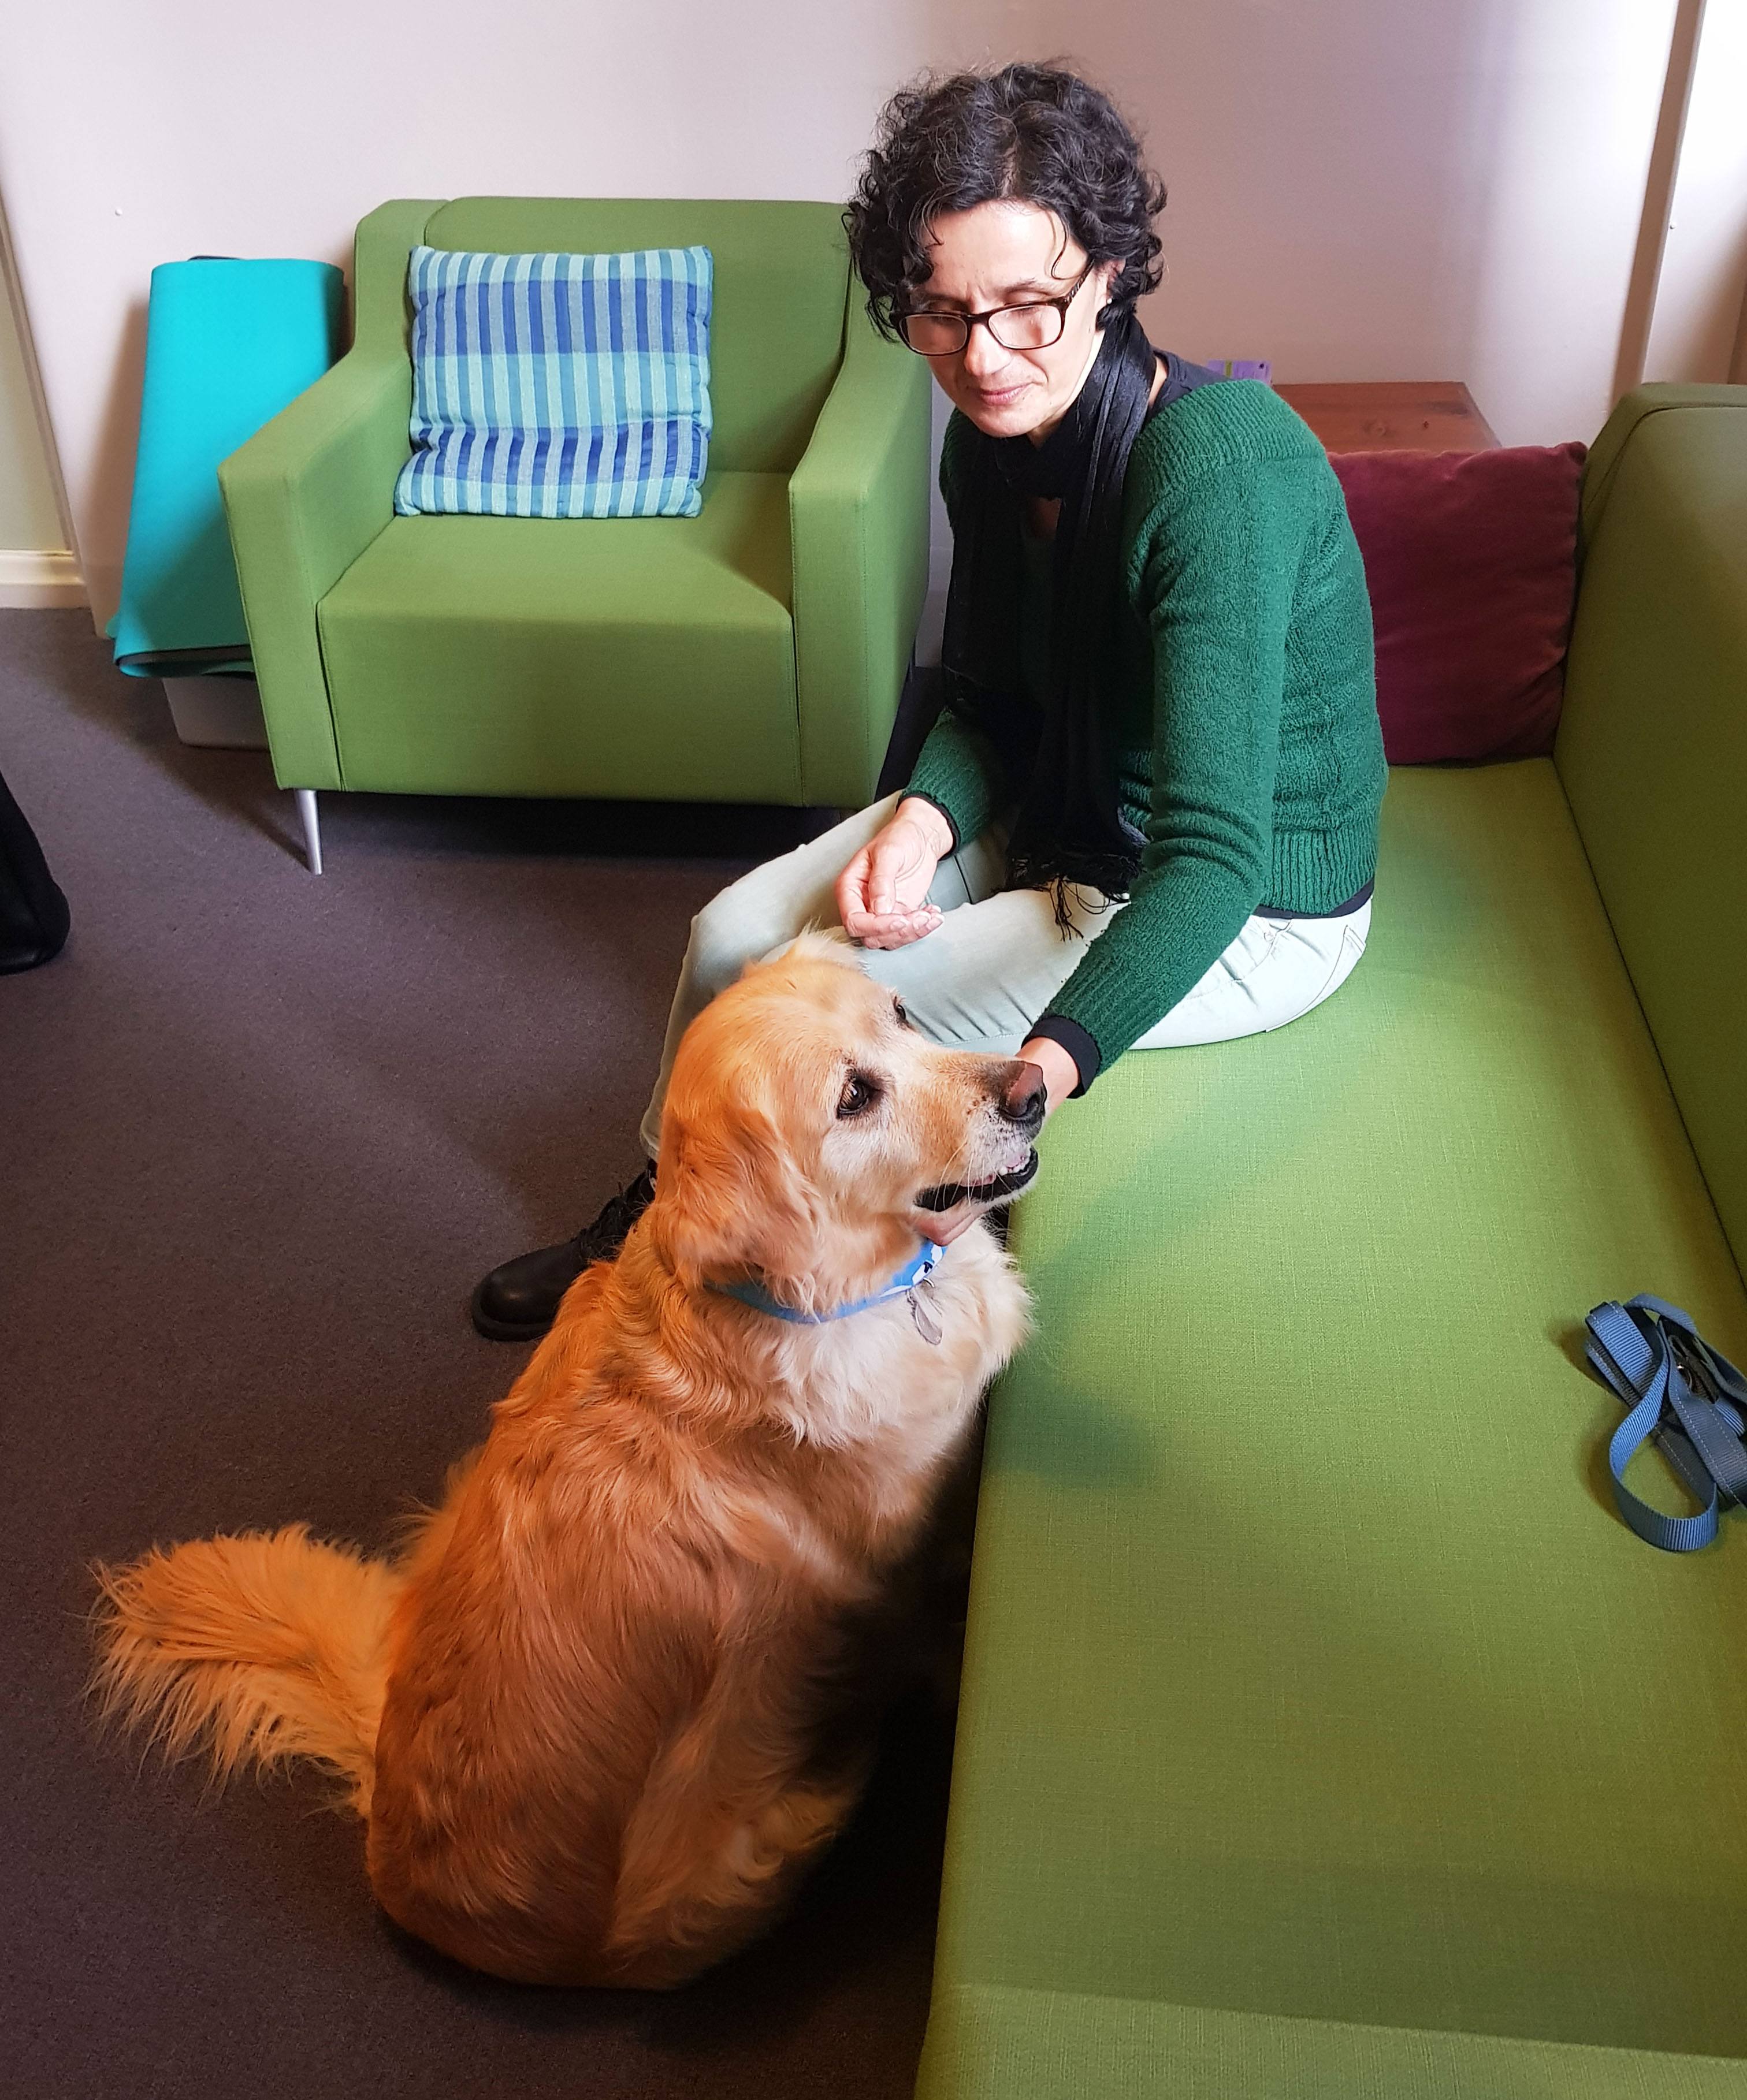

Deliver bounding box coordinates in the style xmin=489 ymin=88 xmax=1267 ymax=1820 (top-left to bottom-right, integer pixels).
xmin=845 ymin=64 xmax=1166 ymax=338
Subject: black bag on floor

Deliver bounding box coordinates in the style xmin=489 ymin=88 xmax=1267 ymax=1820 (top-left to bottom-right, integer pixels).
xmin=0 ymin=768 xmax=70 ymax=972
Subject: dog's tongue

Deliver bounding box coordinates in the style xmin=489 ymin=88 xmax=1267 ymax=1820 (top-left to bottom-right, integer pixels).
xmin=915 ymin=1149 xmax=1039 ymax=1213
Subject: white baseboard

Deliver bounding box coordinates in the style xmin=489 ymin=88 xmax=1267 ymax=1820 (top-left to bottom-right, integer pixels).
xmin=0 ymin=549 xmax=86 ymax=609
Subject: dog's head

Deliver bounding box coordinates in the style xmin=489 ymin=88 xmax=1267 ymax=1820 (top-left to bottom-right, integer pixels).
xmin=646 ymin=933 xmax=1042 ymax=1306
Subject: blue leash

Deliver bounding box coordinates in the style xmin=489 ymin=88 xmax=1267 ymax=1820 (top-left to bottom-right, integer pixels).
xmin=1585 ymin=1295 xmax=1747 ymax=1552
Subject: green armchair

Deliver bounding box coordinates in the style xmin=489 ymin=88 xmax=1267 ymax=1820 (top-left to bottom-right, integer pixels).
xmin=218 ymin=198 xmax=934 ymax=870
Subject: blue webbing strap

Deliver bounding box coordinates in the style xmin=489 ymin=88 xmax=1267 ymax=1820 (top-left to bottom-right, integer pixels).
xmin=1585 ymin=1295 xmax=1747 ymax=1552
xmin=713 ymin=1241 xmax=942 ymax=1325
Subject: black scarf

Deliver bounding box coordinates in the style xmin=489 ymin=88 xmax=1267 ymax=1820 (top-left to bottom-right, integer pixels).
xmin=938 ymin=306 xmax=1163 ymax=908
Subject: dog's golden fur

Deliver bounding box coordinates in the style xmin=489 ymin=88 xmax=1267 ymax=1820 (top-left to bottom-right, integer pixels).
xmin=93 ymin=936 xmax=1033 ymax=1987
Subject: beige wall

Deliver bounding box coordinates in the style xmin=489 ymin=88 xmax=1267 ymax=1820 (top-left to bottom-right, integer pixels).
xmin=0 ymin=196 xmax=67 ymax=554
xmin=0 ymin=0 xmax=1703 ymax=626
xmin=1644 ymin=0 xmax=1747 ymax=383
xmin=1099 ymin=0 xmax=1683 ymax=450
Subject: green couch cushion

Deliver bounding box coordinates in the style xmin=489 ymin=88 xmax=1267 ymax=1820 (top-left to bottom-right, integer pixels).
xmin=420 ymin=199 xmax=848 ymax=476
xmin=1556 ymin=385 xmax=1747 ymax=1279
xmin=921 ymin=762 xmax=1747 ymax=2098
xmin=924 ymin=1984 xmax=1747 ymax=2099
xmin=317 ymin=471 xmax=798 ymax=799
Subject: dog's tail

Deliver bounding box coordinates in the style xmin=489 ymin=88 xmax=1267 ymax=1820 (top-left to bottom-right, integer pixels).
xmin=92 ymin=1525 xmax=404 ymax=1816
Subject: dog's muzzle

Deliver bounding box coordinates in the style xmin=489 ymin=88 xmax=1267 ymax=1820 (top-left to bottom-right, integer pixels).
xmin=914 ymin=1148 xmax=1040 ymax=1213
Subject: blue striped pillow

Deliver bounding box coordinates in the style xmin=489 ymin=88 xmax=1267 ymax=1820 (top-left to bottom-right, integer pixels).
xmin=394 ymin=245 xmax=713 ymax=520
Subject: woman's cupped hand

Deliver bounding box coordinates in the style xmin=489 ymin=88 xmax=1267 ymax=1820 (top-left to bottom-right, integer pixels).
xmin=835 ymin=798 xmax=955 ymax=949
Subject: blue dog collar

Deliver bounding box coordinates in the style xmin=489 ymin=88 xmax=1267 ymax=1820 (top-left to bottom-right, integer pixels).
xmin=712 ymin=1240 xmax=942 ymax=1325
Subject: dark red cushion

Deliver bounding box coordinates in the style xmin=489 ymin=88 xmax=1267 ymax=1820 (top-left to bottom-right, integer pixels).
xmin=1329 ymin=442 xmax=1586 ymax=764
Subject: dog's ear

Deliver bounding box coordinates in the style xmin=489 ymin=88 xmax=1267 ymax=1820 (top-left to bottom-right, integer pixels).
xmin=649 ymin=1104 xmax=823 ymax=1294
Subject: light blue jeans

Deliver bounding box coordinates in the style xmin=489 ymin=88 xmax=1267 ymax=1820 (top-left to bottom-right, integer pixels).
xmin=639 ymin=794 xmax=1371 ymax=1157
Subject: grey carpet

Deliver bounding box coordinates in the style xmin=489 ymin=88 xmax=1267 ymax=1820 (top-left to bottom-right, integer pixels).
xmin=0 ymin=609 xmax=953 ymax=2099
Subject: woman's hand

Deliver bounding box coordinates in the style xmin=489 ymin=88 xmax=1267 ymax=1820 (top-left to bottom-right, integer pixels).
xmin=836 ymin=798 xmax=954 ymax=949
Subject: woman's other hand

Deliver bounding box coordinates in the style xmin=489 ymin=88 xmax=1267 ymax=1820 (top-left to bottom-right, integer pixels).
xmin=836 ymin=798 xmax=954 ymax=948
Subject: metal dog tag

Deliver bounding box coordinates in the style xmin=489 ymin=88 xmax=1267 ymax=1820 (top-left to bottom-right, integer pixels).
xmin=909 ymin=1280 xmax=942 ymax=1346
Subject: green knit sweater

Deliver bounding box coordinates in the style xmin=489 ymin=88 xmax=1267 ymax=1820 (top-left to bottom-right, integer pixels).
xmin=907 ymin=378 xmax=1387 ymax=1083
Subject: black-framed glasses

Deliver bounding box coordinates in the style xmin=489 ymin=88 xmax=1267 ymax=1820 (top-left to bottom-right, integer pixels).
xmin=895 ymin=263 xmax=1095 ymax=356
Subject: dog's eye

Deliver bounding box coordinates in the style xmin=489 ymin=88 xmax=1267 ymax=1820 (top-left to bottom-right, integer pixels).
xmin=837 ymin=1072 xmax=880 ymax=1118
xmin=893 ymin=997 xmax=913 ymax=1029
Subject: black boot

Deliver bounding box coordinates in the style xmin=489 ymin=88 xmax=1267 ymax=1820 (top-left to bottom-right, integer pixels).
xmin=470 ymin=1168 xmax=656 ymax=1342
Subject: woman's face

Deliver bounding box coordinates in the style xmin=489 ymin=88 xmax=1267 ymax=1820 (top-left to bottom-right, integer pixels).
xmin=913 ymin=200 xmax=1118 ymax=443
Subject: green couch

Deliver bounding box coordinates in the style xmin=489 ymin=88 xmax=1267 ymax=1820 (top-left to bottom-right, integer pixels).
xmin=922 ymin=385 xmax=1747 ymax=2098
xmin=218 ymin=198 xmax=932 ymax=864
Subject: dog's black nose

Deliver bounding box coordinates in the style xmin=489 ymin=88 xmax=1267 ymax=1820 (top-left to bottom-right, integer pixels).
xmin=995 ymin=1060 xmax=1048 ymax=1130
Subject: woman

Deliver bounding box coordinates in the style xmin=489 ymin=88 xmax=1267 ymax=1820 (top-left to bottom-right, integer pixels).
xmin=473 ymin=62 xmax=1386 ymax=1342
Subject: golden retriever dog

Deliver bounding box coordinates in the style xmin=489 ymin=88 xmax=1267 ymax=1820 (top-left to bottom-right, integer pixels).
xmin=93 ymin=934 xmax=1039 ymax=1987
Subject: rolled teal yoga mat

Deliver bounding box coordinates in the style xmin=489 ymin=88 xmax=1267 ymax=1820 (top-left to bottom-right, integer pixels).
xmin=113 ymin=258 xmax=344 ymax=677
